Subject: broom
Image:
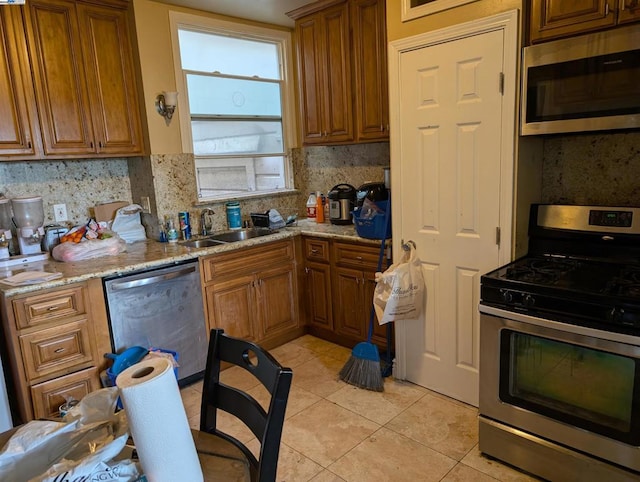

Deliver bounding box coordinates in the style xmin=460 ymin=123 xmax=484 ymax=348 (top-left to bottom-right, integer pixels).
xmin=339 ymin=198 xmax=390 ymax=391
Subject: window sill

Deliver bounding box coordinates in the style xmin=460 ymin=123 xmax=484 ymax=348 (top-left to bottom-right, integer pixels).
xmin=193 ymin=188 xmax=300 ymax=207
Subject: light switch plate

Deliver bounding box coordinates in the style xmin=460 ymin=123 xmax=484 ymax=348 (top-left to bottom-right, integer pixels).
xmin=53 ymin=204 xmax=67 ymax=222
xmin=140 ymin=196 xmax=151 ymax=214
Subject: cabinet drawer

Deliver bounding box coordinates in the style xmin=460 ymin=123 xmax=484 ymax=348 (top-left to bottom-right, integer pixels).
xmin=202 ymin=240 xmax=294 ymax=282
xmin=333 ymin=242 xmax=381 ymax=268
xmin=13 ymin=285 xmax=87 ymax=329
xmin=304 ymin=237 xmax=330 ymax=263
xmin=31 ymin=367 xmax=99 ymax=420
xmin=20 ymin=319 xmax=95 ymax=382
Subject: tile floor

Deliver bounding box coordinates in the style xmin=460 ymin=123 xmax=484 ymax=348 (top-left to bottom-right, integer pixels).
xmin=180 ymin=335 xmax=540 ymax=481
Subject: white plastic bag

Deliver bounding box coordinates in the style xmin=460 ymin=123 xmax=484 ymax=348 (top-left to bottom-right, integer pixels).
xmin=373 ymin=242 xmax=425 ymax=324
xmin=111 ymin=204 xmax=147 ymax=243
xmin=52 ymin=234 xmax=126 ymax=262
xmin=0 ymin=387 xmax=141 ymax=482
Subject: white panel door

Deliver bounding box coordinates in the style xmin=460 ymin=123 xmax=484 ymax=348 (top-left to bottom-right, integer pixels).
xmin=397 ymin=28 xmax=505 ymax=406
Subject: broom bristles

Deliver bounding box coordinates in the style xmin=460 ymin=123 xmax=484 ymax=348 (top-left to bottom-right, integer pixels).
xmin=339 ymin=342 xmax=384 ymax=392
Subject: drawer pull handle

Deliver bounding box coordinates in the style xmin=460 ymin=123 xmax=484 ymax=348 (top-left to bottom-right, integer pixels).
xmin=54 ymin=348 xmax=65 ymax=354
xmin=47 ymin=306 xmax=59 ymax=311
xmin=356 ymin=256 xmax=363 ymax=260
xmin=310 ymin=249 xmax=318 ymax=254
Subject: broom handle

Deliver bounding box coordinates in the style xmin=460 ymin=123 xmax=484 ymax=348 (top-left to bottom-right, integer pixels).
xmin=367 ymin=195 xmax=390 ymax=343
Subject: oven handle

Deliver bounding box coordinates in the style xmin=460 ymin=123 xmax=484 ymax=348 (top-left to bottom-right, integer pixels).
xmin=479 ymin=303 xmax=640 ymax=345
xmin=109 ymin=265 xmax=196 ymax=291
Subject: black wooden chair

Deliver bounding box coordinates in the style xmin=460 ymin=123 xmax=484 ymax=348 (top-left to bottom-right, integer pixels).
xmin=197 ymin=329 xmax=293 ymax=482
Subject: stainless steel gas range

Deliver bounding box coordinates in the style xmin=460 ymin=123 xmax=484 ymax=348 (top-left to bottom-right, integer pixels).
xmin=479 ymin=205 xmax=640 ymax=482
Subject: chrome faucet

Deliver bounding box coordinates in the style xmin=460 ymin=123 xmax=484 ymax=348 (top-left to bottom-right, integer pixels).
xmin=200 ymin=208 xmax=215 ymax=235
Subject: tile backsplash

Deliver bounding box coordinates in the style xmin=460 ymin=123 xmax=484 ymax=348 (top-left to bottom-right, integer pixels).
xmin=542 ymin=131 xmax=640 ymax=206
xmin=0 ymin=159 xmax=132 ymax=225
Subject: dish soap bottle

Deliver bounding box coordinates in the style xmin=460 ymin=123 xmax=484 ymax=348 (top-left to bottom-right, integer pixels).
xmin=315 ymin=191 xmax=324 ymax=223
xmin=306 ymin=192 xmax=317 ymax=219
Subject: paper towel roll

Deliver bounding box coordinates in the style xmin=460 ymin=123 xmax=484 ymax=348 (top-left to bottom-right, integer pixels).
xmin=116 ymin=357 xmax=203 ymax=482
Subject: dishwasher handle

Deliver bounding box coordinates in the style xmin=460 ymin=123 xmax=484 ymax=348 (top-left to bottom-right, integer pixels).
xmin=108 ymin=265 xmax=197 ymax=291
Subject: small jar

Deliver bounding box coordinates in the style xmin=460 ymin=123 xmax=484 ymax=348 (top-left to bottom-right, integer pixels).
xmin=226 ymin=202 xmax=242 ymax=230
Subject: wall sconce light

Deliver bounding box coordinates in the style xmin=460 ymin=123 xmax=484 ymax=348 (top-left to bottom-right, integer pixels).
xmin=156 ymin=91 xmax=178 ymax=121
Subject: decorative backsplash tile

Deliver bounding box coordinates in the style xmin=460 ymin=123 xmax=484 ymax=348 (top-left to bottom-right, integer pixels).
xmin=0 ymin=159 xmax=132 ymax=225
xmin=542 ymin=131 xmax=640 ymax=206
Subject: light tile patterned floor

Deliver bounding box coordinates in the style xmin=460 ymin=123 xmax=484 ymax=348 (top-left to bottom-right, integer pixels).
xmin=180 ymin=335 xmax=540 ymax=482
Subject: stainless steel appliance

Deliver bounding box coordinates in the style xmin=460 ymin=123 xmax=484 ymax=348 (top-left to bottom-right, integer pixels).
xmin=521 ymin=24 xmax=640 ymax=135
xmin=104 ymin=261 xmax=208 ymax=386
xmin=355 ymin=182 xmax=388 ymax=209
xmin=479 ymin=204 xmax=640 ymax=481
xmin=328 ymin=184 xmax=356 ymax=225
xmin=42 ymin=224 xmax=69 ymax=252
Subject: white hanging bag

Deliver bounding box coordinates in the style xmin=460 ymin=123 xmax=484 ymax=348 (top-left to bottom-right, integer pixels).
xmin=373 ymin=241 xmax=425 ymax=324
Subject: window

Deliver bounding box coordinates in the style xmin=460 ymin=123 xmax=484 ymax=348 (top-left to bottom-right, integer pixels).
xmin=169 ymin=13 xmax=296 ymax=201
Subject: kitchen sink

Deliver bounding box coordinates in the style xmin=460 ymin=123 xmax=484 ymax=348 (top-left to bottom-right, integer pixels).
xmin=180 ymin=238 xmax=226 ymax=248
xmin=179 ymin=228 xmax=274 ymax=248
xmin=208 ymin=228 xmax=274 ymax=243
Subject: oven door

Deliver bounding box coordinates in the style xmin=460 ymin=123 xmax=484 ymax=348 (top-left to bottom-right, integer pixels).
xmin=479 ymin=306 xmax=640 ymax=472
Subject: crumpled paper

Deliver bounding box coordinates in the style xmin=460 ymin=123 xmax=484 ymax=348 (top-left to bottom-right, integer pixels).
xmin=0 ymin=387 xmax=142 ymax=482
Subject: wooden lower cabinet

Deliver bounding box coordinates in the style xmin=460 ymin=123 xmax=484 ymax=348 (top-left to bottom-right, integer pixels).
xmin=303 ymin=236 xmax=391 ymax=351
xmin=201 ymin=239 xmax=303 ymax=349
xmin=31 ymin=367 xmax=99 ymax=420
xmin=1 ymin=279 xmax=106 ymax=423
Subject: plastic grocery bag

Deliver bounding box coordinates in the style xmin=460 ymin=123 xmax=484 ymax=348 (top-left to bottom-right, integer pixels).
xmin=52 ymin=234 xmax=126 ymax=262
xmin=373 ymin=242 xmax=425 ymax=324
xmin=111 ymin=204 xmax=147 ymax=243
xmin=0 ymin=387 xmax=141 ymax=481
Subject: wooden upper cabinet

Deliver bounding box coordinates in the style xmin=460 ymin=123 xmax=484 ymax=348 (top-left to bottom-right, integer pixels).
xmin=0 ymin=8 xmax=41 ymax=156
xmin=351 ymin=0 xmax=388 ymax=142
xmin=289 ymin=0 xmax=389 ymax=146
xmin=25 ymin=0 xmax=95 ymax=156
xmin=530 ymin=0 xmax=640 ymax=43
xmin=19 ymin=0 xmax=143 ymax=158
xmin=618 ymin=0 xmax=640 ymax=24
xmin=294 ymin=1 xmax=353 ymax=145
xmin=77 ymin=2 xmax=143 ymax=155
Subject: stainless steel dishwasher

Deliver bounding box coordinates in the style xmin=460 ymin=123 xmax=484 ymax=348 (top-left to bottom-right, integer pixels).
xmin=103 ymin=260 xmax=208 ymax=386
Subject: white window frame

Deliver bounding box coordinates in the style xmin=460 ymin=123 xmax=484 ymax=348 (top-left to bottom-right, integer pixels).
xmin=168 ymin=11 xmax=297 ymax=201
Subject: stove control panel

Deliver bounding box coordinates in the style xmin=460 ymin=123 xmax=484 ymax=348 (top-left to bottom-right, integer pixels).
xmin=589 ymin=210 xmax=633 ymax=228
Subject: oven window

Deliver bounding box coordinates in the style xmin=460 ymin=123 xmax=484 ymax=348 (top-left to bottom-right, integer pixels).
xmin=499 ymin=330 xmax=640 ymax=445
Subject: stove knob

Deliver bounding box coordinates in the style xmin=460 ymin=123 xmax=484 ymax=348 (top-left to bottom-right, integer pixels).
xmin=524 ymin=294 xmax=536 ymax=307
xmin=608 ymin=307 xmax=624 ymax=322
xmin=500 ymin=289 xmax=513 ymax=303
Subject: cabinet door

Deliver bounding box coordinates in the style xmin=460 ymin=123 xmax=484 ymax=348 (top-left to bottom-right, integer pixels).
xmin=31 ymin=367 xmax=98 ymax=420
xmin=296 ymin=14 xmax=325 ymax=144
xmin=205 ymin=274 xmax=257 ymax=342
xmin=618 ymin=0 xmax=640 ymax=24
xmin=0 ymin=8 xmax=40 ymax=157
xmin=258 ymin=263 xmax=299 ymax=339
xmin=333 ymin=266 xmax=366 ymax=339
xmin=25 ymin=0 xmax=95 ymax=155
xmin=295 ymin=2 xmax=353 ymax=145
xmin=77 ymin=2 xmax=143 ymax=155
xmin=351 ymin=0 xmax=389 ymax=142
xmin=321 ymin=3 xmax=353 ymax=144
xmin=530 ymin=0 xmax=615 ymax=43
xmin=304 ymin=261 xmax=333 ymax=330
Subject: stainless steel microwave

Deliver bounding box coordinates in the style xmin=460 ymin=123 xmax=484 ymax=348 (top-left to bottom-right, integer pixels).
xmin=521 ymin=24 xmax=640 ymax=136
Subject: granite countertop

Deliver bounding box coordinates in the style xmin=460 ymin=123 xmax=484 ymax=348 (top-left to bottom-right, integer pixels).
xmin=0 ymin=219 xmax=385 ymax=296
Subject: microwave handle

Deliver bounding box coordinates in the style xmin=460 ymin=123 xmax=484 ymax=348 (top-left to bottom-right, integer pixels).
xmin=109 ymin=265 xmax=196 ymax=290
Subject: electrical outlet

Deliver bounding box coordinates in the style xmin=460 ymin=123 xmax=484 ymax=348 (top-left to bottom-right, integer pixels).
xmin=140 ymin=196 xmax=151 ymax=214
xmin=53 ymin=204 xmax=67 ymax=222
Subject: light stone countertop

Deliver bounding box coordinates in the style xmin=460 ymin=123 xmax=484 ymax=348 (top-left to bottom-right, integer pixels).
xmin=0 ymin=219 xmax=386 ymax=297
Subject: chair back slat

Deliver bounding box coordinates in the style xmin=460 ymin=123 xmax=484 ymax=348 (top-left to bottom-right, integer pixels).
xmin=200 ymin=329 xmax=292 ymax=482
